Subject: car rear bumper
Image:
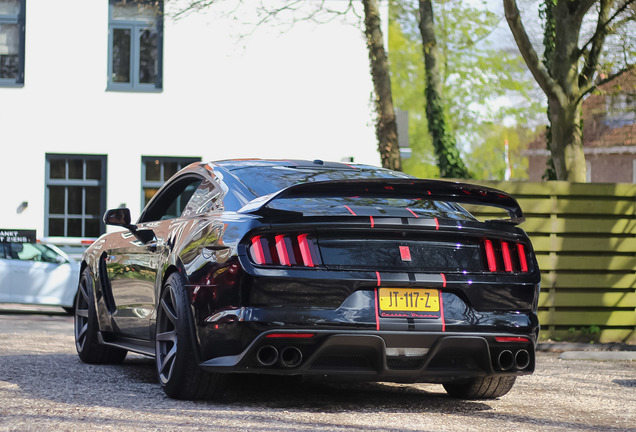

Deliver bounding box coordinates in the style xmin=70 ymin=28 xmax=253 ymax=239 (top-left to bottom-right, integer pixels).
xmin=199 ymin=330 xmax=535 ymax=383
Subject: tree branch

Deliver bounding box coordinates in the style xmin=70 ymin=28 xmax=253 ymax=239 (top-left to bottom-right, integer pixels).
xmin=169 ymin=0 xmax=223 ymax=19
xmin=253 ymin=0 xmax=304 ymax=28
xmin=579 ymin=0 xmax=612 ymax=89
xmin=579 ymin=0 xmax=635 ymax=90
xmin=577 ymin=0 xmax=635 ymax=57
xmin=574 ymin=0 xmax=598 ymax=22
xmin=577 ymin=64 xmax=636 ymax=105
xmin=503 ymin=0 xmax=565 ymax=104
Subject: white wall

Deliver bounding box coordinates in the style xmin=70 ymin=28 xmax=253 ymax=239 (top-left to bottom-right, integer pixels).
xmin=0 ymin=1 xmax=380 ymax=237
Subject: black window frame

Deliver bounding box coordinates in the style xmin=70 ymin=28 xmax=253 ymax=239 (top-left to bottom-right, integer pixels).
xmin=45 ymin=154 xmax=108 ymax=238
xmin=0 ymin=0 xmax=26 ymax=87
xmin=107 ymin=0 xmax=163 ymax=92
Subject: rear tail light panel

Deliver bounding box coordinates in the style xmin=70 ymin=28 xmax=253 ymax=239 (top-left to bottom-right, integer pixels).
xmin=249 ymin=233 xmax=321 ymax=268
xmin=249 ymin=231 xmax=532 ymax=274
xmin=481 ymin=238 xmax=531 ymax=273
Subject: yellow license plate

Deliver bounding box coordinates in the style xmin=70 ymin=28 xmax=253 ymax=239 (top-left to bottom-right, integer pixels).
xmin=379 ymin=288 xmax=440 ymax=312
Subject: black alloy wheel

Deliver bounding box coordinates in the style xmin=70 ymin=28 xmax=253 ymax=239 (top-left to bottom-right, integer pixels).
xmin=155 ymin=272 xmax=226 ymax=400
xmin=74 ymin=268 xmax=127 ymax=364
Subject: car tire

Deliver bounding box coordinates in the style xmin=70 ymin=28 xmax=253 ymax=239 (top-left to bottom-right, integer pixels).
xmin=443 ymin=376 xmax=516 ymax=399
xmin=155 ymin=272 xmax=226 ymax=400
xmin=74 ymin=268 xmax=127 ymax=364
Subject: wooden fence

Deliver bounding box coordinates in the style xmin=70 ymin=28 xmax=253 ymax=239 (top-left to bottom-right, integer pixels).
xmin=463 ymin=181 xmax=636 ymax=344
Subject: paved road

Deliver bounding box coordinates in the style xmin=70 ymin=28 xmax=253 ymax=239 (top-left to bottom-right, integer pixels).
xmin=0 ymin=310 xmax=634 ymax=432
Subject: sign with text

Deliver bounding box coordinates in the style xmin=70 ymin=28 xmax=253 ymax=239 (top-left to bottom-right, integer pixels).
xmin=0 ymin=229 xmax=36 ymax=244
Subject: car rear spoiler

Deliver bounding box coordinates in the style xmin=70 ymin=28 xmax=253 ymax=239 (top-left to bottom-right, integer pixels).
xmin=237 ymin=179 xmax=525 ymax=224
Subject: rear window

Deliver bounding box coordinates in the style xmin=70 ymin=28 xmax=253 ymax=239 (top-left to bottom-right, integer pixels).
xmin=268 ymin=197 xmax=474 ymax=220
xmin=231 ymin=165 xmax=411 ymax=196
xmin=231 ymin=166 xmax=474 ymax=220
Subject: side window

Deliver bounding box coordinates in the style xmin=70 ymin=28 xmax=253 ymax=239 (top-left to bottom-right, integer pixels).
xmin=182 ymin=179 xmax=225 ymax=217
xmin=12 ymin=242 xmax=41 ymax=261
xmin=139 ymin=176 xmax=203 ymax=223
xmin=35 ymin=244 xmax=65 ymax=263
xmin=0 ymin=0 xmax=25 ymax=87
xmin=108 ymin=0 xmax=163 ymax=91
xmin=141 ymin=156 xmax=201 ymax=208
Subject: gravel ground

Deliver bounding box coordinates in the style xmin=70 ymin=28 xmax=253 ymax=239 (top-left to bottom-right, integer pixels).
xmin=0 ymin=311 xmax=634 ymax=432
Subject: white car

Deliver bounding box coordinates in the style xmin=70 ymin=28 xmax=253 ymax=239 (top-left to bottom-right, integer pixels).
xmin=0 ymin=241 xmax=80 ymax=313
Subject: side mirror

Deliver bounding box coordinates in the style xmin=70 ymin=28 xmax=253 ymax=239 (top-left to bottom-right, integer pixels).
xmin=104 ymin=208 xmax=132 ymax=227
xmin=103 ymin=208 xmax=156 ymax=245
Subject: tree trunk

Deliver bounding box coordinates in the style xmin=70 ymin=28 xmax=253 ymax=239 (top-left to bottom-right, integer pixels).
xmin=418 ymin=0 xmax=469 ymax=178
xmin=501 ymin=0 xmax=621 ymax=182
xmin=546 ymin=0 xmax=588 ymax=182
xmin=362 ymin=0 xmax=401 ymax=171
xmin=548 ymin=99 xmax=587 ymax=181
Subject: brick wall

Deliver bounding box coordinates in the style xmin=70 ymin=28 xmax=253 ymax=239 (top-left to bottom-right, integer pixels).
xmin=525 ymin=71 xmax=636 ymax=183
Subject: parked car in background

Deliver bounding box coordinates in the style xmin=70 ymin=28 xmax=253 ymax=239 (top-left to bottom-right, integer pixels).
xmin=74 ymin=159 xmax=540 ymax=400
xmin=0 ymin=239 xmax=80 ymax=313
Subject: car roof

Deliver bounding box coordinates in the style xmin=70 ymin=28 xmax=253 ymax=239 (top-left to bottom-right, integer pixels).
xmin=209 ymin=159 xmax=380 ymax=172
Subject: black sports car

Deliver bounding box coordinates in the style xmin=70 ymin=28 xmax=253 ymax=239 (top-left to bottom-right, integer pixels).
xmin=74 ymin=159 xmax=540 ymax=400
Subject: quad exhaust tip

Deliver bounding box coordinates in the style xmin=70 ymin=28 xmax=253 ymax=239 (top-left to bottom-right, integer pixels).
xmin=256 ymin=345 xmax=278 ymax=367
xmin=497 ymin=350 xmax=515 ymax=370
xmin=515 ymin=349 xmax=530 ymax=369
xmin=497 ymin=349 xmax=531 ymax=371
xmin=280 ymin=346 xmax=303 ymax=368
xmin=256 ymin=345 xmax=303 ymax=368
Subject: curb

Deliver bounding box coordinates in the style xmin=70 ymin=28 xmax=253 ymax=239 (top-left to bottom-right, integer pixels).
xmin=538 ymin=342 xmax=636 ymax=361
xmin=558 ymin=351 xmax=636 ymax=361
xmin=537 ymin=342 xmax=636 ymax=353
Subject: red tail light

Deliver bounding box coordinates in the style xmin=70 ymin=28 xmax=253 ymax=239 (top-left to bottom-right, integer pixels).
xmin=275 ymin=234 xmax=294 ymax=266
xmin=501 ymin=241 xmax=513 ymax=272
xmin=249 ymin=233 xmax=321 ymax=268
xmin=297 ymin=234 xmax=315 ymax=267
xmin=482 ymin=239 xmax=530 ymax=273
xmin=495 ymin=336 xmax=529 ymax=343
xmin=265 ymin=333 xmax=315 ymax=339
xmin=251 ymin=236 xmax=266 ymax=265
xmin=484 ymin=239 xmax=497 ymax=272
xmin=517 ymin=243 xmax=528 ymax=272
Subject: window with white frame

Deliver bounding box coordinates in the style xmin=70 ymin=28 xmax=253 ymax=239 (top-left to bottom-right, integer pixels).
xmin=0 ymin=0 xmax=25 ymax=86
xmin=108 ymin=0 xmax=163 ymax=91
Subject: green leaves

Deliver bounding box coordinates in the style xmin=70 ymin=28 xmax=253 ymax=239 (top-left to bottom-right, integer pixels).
xmin=389 ymin=0 xmax=541 ymax=180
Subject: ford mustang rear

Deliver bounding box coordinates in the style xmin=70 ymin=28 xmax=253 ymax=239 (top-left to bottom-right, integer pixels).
xmin=74 ymin=159 xmax=540 ymax=400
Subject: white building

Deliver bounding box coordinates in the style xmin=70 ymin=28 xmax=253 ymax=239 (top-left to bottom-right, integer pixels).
xmin=0 ymin=0 xmax=379 ymax=244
